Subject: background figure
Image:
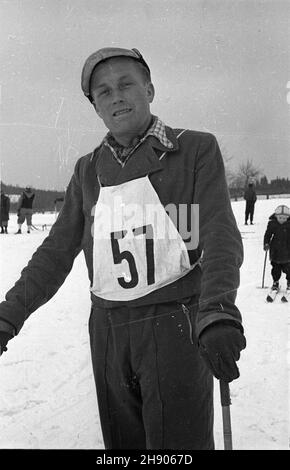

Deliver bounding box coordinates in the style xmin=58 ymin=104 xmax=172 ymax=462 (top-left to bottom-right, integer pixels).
xmin=244 ymin=182 xmax=257 ymax=225
xmin=0 ymin=189 xmax=10 ymax=234
xmin=16 ymin=186 xmax=35 ymax=234
xmin=264 ymin=205 xmax=290 ymax=291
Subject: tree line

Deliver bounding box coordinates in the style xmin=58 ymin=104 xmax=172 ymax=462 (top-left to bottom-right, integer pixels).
xmin=0 ymin=182 xmax=65 ymax=213
xmin=2 ymin=158 xmax=290 ymax=211
xmin=226 ymin=159 xmax=290 ymax=198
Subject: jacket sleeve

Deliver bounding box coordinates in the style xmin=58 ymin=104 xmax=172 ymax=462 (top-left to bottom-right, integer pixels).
xmin=193 ymin=134 xmax=244 ymax=337
xmin=264 ymin=221 xmax=273 ymax=245
xmin=0 ymin=159 xmax=85 ymax=335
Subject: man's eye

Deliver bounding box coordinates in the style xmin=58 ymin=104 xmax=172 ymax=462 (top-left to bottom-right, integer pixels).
xmin=99 ymin=89 xmax=110 ymax=96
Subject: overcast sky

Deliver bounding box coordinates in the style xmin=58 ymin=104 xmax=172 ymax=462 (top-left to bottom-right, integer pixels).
xmin=0 ymin=0 xmax=289 ymax=191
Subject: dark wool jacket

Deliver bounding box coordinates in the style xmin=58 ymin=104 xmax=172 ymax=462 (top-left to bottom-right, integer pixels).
xmin=18 ymin=191 xmax=35 ymax=210
xmin=0 ymin=127 xmax=243 ymax=339
xmin=264 ymin=214 xmax=290 ymax=263
xmin=244 ymin=186 xmax=257 ymax=202
xmin=0 ymin=194 xmax=10 ymax=223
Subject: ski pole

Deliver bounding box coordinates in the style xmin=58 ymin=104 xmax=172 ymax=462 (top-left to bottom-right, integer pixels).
xmin=219 ymin=380 xmax=233 ymax=450
xmin=262 ymin=249 xmax=268 ymax=288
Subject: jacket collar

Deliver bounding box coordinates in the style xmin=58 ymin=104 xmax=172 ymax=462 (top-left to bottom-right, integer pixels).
xmin=95 ymin=139 xmax=162 ymax=186
xmin=102 ymin=115 xmax=174 ymax=149
xmin=94 ymin=124 xmax=184 ymax=186
xmin=148 ymin=125 xmax=181 ymax=154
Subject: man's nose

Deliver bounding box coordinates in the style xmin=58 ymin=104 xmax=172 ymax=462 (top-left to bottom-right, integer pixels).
xmin=111 ymin=88 xmax=125 ymax=104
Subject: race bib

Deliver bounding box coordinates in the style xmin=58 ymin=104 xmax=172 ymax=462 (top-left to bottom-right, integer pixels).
xmin=91 ymin=176 xmax=198 ymax=301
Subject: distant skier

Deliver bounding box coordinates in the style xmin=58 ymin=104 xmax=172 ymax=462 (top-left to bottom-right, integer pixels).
xmin=244 ymin=181 xmax=257 ymax=225
xmin=16 ymin=187 xmax=35 ymax=234
xmin=264 ymin=205 xmax=290 ymax=293
xmin=0 ymin=189 xmax=10 ymax=234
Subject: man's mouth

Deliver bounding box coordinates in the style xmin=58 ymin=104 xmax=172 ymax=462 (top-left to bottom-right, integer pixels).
xmin=112 ymin=108 xmax=132 ymax=117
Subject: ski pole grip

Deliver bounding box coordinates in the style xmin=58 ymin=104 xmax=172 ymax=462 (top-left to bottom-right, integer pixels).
xmin=220 ymin=380 xmax=231 ymax=407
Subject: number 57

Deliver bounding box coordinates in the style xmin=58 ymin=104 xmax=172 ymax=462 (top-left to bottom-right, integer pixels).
xmin=110 ymin=224 xmax=155 ymax=289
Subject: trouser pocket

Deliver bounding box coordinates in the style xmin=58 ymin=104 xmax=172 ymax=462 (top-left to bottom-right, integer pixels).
xmin=176 ymin=296 xmax=199 ymax=345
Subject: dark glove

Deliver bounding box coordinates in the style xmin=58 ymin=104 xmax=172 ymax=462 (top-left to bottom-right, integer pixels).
xmin=199 ymin=323 xmax=246 ymax=383
xmin=264 ymin=244 xmax=270 ymax=251
xmin=0 ymin=331 xmax=13 ymax=356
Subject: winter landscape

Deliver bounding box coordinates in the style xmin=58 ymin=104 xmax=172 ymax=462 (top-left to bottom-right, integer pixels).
xmin=0 ymin=197 xmax=289 ymax=450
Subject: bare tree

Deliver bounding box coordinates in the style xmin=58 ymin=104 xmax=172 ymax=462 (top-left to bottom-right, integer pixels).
xmin=237 ymin=159 xmax=262 ymax=187
xmin=218 ymin=143 xmax=261 ymax=191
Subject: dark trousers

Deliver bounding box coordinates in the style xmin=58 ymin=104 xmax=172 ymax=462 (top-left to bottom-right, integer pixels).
xmin=245 ymin=201 xmax=255 ymax=223
xmin=89 ymin=298 xmax=214 ymax=450
xmin=271 ymin=262 xmax=290 ymax=282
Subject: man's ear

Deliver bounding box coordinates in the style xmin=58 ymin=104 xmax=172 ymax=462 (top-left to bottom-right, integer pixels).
xmin=147 ymin=82 xmax=155 ymax=103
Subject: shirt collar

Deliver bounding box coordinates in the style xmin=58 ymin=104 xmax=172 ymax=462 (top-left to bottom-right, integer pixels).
xmin=142 ymin=116 xmax=174 ymax=149
xmin=102 ymin=115 xmax=174 ymax=155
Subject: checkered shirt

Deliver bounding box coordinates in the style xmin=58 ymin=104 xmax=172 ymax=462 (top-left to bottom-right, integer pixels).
xmin=102 ymin=115 xmax=173 ymax=165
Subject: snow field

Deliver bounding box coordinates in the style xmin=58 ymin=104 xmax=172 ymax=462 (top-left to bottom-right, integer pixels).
xmin=0 ymin=199 xmax=289 ymax=449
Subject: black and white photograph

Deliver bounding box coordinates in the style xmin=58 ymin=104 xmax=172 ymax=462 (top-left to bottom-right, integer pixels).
xmin=0 ymin=0 xmax=289 ymax=453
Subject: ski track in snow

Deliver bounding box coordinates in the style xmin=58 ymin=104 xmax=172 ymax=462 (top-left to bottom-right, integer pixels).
xmin=0 ymin=198 xmax=289 ymax=449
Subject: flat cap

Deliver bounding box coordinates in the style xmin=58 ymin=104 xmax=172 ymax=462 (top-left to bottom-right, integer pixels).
xmin=81 ymin=47 xmax=151 ymax=99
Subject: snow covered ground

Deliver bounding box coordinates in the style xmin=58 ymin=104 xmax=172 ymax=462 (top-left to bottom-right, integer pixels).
xmin=0 ymin=198 xmax=289 ymax=450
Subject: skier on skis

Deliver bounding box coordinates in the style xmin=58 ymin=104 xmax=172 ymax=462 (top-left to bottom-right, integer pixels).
xmin=0 ymin=47 xmax=246 ymax=450
xmin=264 ymin=205 xmax=290 ymax=295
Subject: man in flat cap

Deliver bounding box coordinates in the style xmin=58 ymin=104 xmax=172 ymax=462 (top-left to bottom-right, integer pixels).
xmin=0 ymin=47 xmax=246 ymax=449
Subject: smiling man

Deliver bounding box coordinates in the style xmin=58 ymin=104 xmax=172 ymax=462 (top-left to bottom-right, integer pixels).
xmin=0 ymin=47 xmax=246 ymax=450
xmin=88 ymin=53 xmax=154 ymax=147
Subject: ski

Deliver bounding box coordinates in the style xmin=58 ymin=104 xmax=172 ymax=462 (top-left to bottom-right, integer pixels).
xmin=266 ymin=287 xmax=280 ymax=302
xmin=266 ymin=287 xmax=290 ymax=303
xmin=281 ymin=289 xmax=290 ymax=303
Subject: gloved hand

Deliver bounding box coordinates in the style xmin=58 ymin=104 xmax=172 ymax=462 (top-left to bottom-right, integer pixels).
xmin=0 ymin=331 xmax=13 ymax=356
xmin=198 ymin=323 xmax=246 ymax=382
xmin=264 ymin=244 xmax=270 ymax=251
